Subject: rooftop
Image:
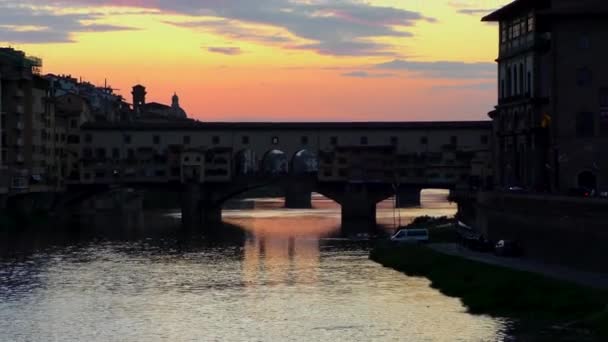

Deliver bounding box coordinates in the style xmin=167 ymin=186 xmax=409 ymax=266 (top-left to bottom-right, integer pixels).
xmin=482 ymin=0 xmax=608 ymax=21
xmin=82 ymin=120 xmax=491 ymax=131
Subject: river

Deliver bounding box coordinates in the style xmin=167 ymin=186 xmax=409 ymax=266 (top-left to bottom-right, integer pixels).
xmin=0 ymin=190 xmax=510 ymax=341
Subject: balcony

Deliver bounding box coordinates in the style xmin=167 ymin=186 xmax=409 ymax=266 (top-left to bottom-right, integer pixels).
xmin=16 ymin=121 xmax=24 ymax=130
xmin=14 ymin=89 xmax=24 ymax=98
xmin=16 ymin=154 xmax=24 ymax=163
xmin=15 ymin=104 xmax=24 ymax=114
xmin=16 ymin=138 xmax=23 ymax=146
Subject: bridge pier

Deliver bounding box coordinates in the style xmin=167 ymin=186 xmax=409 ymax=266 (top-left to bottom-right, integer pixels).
xmin=396 ymin=186 xmax=422 ymax=208
xmin=283 ymin=182 xmax=312 ymax=209
xmin=180 ymin=184 xmax=223 ymax=229
xmin=201 ymin=202 xmax=222 ymax=224
xmin=181 ymin=184 xmax=203 ymax=229
xmin=337 ymin=183 xmax=380 ymax=228
xmin=341 ymin=199 xmax=377 ymax=227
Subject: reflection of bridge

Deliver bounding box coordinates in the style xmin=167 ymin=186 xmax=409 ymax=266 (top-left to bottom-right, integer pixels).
xmin=74 ymin=121 xmax=491 ymax=228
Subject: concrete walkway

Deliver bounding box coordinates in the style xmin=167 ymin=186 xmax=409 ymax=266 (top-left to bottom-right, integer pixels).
xmin=429 ymin=243 xmax=608 ymax=290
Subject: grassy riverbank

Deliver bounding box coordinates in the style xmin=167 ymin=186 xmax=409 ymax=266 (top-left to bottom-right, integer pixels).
xmin=370 ymin=243 xmax=608 ymax=340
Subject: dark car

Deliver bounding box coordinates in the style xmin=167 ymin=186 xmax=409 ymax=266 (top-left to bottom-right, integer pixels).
xmin=494 ymin=240 xmax=522 ymax=257
xmin=567 ymin=187 xmax=593 ymax=197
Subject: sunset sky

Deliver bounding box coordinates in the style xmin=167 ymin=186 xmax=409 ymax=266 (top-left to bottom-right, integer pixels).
xmin=0 ymin=0 xmax=511 ymax=121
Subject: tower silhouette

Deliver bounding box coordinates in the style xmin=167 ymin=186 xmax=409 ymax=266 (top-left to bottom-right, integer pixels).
xmin=132 ymin=84 xmax=147 ymax=114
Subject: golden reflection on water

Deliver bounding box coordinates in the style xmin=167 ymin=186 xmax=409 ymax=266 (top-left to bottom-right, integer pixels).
xmin=0 ymin=190 xmax=510 ymax=342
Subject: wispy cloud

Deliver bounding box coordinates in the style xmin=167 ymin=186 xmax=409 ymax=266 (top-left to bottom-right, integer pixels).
xmin=206 ymin=46 xmax=243 ymax=55
xmin=431 ymin=81 xmax=495 ymax=91
xmin=447 ymin=0 xmax=503 ymax=17
xmin=0 ymin=4 xmax=137 ymax=43
xmin=21 ymin=0 xmax=435 ymax=56
xmin=341 ymin=71 xmax=395 ymax=78
xmin=376 ymin=59 xmax=496 ymax=79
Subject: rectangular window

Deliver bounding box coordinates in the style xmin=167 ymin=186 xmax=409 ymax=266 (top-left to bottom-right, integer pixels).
xmin=481 ymin=135 xmax=489 ymax=144
xmin=271 ymin=136 xmax=279 ymax=145
xmin=95 ymin=148 xmax=106 ymax=159
xmin=124 ymin=134 xmax=132 ymax=144
xmin=112 ymin=148 xmax=120 ymax=159
xmin=212 ymin=136 xmax=220 ymax=144
xmin=360 ymin=136 xmax=368 ymax=145
xmin=330 ymin=136 xmax=338 ymax=145
xmin=513 ymin=20 xmax=520 ymax=38
xmin=527 ymin=15 xmax=535 ymax=32
xmin=420 ymin=136 xmax=428 ymax=145
xmin=577 ymin=67 xmax=592 ymax=87
xmin=450 ymin=136 xmax=458 ymax=145
xmin=183 ymin=136 xmax=191 ymax=145
xmin=390 ymin=136 xmax=398 ymax=145
xmin=301 ymin=136 xmax=309 ymax=145
xmin=242 ymin=136 xmax=249 ymax=144
xmin=153 ymin=135 xmax=160 ymax=145
xmin=576 ymin=112 xmax=595 ymax=137
xmin=85 ymin=133 xmax=92 ymax=143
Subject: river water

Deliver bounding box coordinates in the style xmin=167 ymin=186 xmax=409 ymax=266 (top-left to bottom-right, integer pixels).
xmin=0 ymin=190 xmax=510 ymax=341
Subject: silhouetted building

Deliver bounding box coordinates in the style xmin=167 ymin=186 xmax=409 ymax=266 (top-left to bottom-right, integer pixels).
xmin=0 ymin=48 xmax=64 ymax=193
xmin=132 ymin=84 xmax=146 ymax=115
xmin=45 ymin=74 xmax=129 ymax=122
xmin=483 ymin=0 xmax=608 ymax=193
xmin=131 ymin=84 xmax=188 ymax=120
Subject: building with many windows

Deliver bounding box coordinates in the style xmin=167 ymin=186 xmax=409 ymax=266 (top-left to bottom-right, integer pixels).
xmin=483 ymin=0 xmax=608 ymax=193
xmin=0 ymin=48 xmax=64 ymax=194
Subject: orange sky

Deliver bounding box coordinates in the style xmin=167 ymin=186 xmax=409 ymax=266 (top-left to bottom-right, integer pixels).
xmin=1 ymin=0 xmax=512 ymax=121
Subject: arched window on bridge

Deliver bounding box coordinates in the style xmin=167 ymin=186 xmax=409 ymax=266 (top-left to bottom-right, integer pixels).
xmin=292 ymin=150 xmax=319 ymax=175
xmin=262 ymin=150 xmax=288 ymax=175
xmin=234 ymin=149 xmax=258 ymax=176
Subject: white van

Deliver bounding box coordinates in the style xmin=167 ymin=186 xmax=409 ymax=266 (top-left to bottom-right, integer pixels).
xmin=390 ymin=228 xmax=429 ymax=243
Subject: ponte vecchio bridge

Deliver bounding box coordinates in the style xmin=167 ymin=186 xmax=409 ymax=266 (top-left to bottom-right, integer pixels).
xmin=74 ymin=121 xmax=492 ymax=228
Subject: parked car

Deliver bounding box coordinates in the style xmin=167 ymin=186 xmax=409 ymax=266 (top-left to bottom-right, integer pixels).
xmin=505 ymin=185 xmax=527 ymax=193
xmin=567 ymin=187 xmax=593 ymax=197
xmin=390 ymin=228 xmax=429 ymax=244
xmin=494 ymin=240 xmax=522 ymax=257
xmin=465 ymin=235 xmax=493 ymax=252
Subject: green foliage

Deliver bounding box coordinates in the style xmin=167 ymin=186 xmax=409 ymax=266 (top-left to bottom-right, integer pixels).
xmin=401 ymin=216 xmax=460 ymax=243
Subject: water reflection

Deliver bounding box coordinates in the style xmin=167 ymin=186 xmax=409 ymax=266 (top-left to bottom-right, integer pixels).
xmin=0 ymin=190 xmax=510 ymax=341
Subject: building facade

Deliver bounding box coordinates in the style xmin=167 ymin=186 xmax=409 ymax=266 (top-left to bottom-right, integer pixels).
xmin=0 ymin=48 xmax=64 ymax=194
xmin=77 ymin=121 xmax=492 ymax=187
xmin=483 ymin=0 xmax=608 ymax=193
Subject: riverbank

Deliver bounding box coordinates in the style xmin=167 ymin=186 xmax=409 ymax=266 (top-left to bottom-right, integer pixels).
xmin=0 ymin=210 xmax=51 ymax=231
xmin=370 ymin=243 xmax=608 ymax=340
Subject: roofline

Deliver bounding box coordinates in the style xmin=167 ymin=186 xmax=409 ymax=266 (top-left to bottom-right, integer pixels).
xmin=482 ymin=0 xmax=538 ymax=22
xmin=82 ymin=120 xmax=492 ymax=131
